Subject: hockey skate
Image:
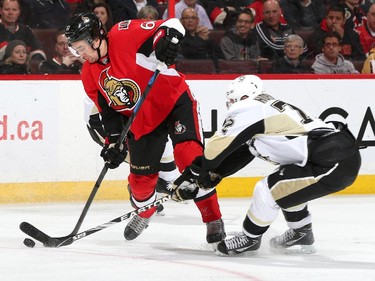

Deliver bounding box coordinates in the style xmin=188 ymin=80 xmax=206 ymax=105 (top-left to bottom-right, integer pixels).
xmin=215 ymin=233 xmax=261 ymax=256
xmin=206 ymin=219 xmax=226 ymax=246
xmin=124 ymin=214 xmax=151 ymax=241
xmin=154 ymin=178 xmax=174 ymax=216
xmin=269 ymin=223 xmax=316 ymax=254
xmin=155 ymin=203 xmax=165 ymax=216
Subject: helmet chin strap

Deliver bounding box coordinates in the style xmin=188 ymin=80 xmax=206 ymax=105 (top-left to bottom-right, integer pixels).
xmin=91 ymin=37 xmax=108 ymax=63
xmin=94 ymin=38 xmax=103 ymax=60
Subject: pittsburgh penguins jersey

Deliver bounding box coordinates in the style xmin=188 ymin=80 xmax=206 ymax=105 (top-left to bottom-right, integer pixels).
xmin=203 ymin=93 xmax=336 ymax=171
xmin=81 ymin=19 xmax=188 ymax=140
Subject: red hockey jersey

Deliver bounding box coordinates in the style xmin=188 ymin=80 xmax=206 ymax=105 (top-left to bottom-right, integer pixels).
xmin=81 ymin=19 xmax=188 ymax=140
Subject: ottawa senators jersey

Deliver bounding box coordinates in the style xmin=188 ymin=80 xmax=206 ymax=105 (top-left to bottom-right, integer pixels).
xmin=81 ymin=19 xmax=188 ymax=140
xmin=203 ymin=94 xmax=336 ymax=170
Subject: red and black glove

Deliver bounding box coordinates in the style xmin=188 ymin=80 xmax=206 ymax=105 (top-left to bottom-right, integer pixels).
xmin=153 ymin=26 xmax=183 ymax=66
xmin=100 ymin=136 xmax=127 ymax=169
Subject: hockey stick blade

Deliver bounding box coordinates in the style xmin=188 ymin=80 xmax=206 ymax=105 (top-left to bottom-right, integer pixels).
xmin=19 ymin=221 xmax=69 ymax=247
xmin=19 ymin=195 xmax=171 ymax=248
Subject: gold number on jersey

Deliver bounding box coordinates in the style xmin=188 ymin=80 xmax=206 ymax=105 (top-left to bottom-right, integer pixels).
xmin=271 ymin=100 xmax=313 ymax=124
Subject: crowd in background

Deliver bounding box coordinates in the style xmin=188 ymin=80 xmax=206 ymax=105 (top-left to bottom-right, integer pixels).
xmin=0 ymin=0 xmax=374 ymax=74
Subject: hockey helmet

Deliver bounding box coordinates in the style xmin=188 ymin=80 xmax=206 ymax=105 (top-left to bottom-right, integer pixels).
xmin=226 ymin=75 xmax=263 ymax=109
xmin=65 ymin=12 xmax=106 ymax=45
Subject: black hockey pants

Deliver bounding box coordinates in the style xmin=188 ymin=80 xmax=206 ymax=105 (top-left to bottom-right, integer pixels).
xmin=268 ymin=125 xmax=361 ymax=209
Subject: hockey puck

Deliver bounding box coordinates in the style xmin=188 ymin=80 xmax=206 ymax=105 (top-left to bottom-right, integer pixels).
xmin=23 ymin=238 xmax=36 ymax=248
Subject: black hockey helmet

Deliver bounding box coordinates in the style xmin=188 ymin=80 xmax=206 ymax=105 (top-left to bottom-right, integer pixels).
xmin=65 ymin=12 xmax=106 ymax=45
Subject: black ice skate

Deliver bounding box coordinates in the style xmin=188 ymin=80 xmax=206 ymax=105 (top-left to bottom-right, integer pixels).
xmin=215 ymin=233 xmax=261 ymax=256
xmin=206 ymin=219 xmax=226 ymax=244
xmin=154 ymin=178 xmax=172 ymax=216
xmin=124 ymin=215 xmax=150 ymax=241
xmin=269 ymin=223 xmax=316 ymax=254
xmin=155 ymin=203 xmax=165 ymax=216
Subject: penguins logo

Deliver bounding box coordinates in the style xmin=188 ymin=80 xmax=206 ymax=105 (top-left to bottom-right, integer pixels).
xmin=100 ymin=69 xmax=140 ymax=110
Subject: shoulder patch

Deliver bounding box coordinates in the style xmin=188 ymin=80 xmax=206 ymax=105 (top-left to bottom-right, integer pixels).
xmin=118 ymin=20 xmax=131 ymax=30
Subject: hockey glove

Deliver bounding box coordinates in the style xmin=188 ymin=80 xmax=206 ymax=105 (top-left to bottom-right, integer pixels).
xmin=188 ymin=157 xmax=223 ymax=190
xmin=153 ymin=26 xmax=183 ymax=66
xmin=171 ymin=170 xmax=199 ymax=202
xmin=100 ymin=137 xmax=127 ymax=169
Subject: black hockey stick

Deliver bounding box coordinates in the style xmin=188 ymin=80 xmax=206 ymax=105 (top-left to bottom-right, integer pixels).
xmin=20 ymin=195 xmax=171 ymax=247
xmin=19 ymin=61 xmax=165 ymax=246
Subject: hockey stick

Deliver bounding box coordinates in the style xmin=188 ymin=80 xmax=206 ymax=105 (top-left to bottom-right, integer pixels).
xmin=20 ymin=195 xmax=171 ymax=247
xmin=19 ymin=61 xmax=165 ymax=246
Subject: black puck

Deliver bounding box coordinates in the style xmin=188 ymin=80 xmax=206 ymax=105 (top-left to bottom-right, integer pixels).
xmin=23 ymin=238 xmax=36 ymax=248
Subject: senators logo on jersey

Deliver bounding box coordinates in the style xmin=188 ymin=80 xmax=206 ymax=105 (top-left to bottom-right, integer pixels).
xmin=99 ymin=69 xmax=141 ymax=111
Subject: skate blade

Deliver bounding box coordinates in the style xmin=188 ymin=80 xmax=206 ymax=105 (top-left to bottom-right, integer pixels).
xmin=215 ymin=249 xmax=258 ymax=257
xmin=209 ymin=241 xmax=220 ymax=251
xmin=155 ymin=211 xmax=165 ymax=216
xmin=270 ymin=244 xmax=317 ymax=255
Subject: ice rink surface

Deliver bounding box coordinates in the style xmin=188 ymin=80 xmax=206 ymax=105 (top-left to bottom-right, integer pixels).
xmin=1 ymin=195 xmax=375 ymax=281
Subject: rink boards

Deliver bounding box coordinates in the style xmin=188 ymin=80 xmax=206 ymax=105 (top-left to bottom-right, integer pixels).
xmin=0 ymin=74 xmax=374 ymax=203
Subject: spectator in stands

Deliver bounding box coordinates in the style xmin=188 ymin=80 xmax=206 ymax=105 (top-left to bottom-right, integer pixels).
xmin=162 ymin=0 xmax=213 ymax=29
xmin=116 ymin=0 xmax=158 ymax=21
xmin=179 ymin=7 xmax=222 ymax=59
xmin=93 ymin=3 xmax=114 ymax=31
xmin=312 ymin=32 xmax=360 ymax=73
xmin=361 ymin=47 xmax=375 ymax=73
xmin=307 ymin=4 xmax=366 ymax=60
xmin=137 ymin=5 xmax=159 ymax=20
xmin=247 ymin=0 xmax=287 ymax=24
xmin=21 ymin=0 xmax=71 ymax=29
xmin=361 ymin=0 xmax=375 ymax=13
xmin=356 ymin=2 xmax=375 ymax=55
xmin=220 ymin=9 xmax=257 ymax=60
xmin=201 ymin=0 xmax=248 ymax=28
xmin=0 ymin=39 xmax=30 ymax=74
xmin=75 ymin=0 xmax=108 ymax=15
xmin=280 ymin=0 xmax=326 ymax=30
xmin=252 ymin=0 xmax=298 ymax=60
xmin=0 ymin=0 xmax=46 ymax=63
xmin=272 ymin=34 xmax=313 ymax=73
xmin=38 ymin=30 xmax=84 ymax=74
xmin=343 ymin=0 xmax=366 ymax=29
xmin=322 ymin=0 xmax=341 ymax=6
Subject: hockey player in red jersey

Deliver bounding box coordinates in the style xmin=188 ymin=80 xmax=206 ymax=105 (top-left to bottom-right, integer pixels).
xmin=65 ymin=13 xmax=224 ymax=243
xmin=172 ymin=75 xmax=361 ymax=256
xmin=84 ymin=95 xmax=180 ymax=216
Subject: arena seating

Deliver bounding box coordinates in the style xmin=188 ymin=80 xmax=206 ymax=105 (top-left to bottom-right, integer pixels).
xmin=157 ymin=4 xmax=167 ymax=19
xmin=29 ymin=25 xmax=365 ymax=75
xmin=352 ymin=60 xmax=364 ymax=73
xmin=216 ymin=59 xmax=258 ymax=74
xmin=208 ymin=28 xmax=226 ymax=47
xmin=258 ymin=59 xmax=273 ymax=73
xmin=294 ymin=28 xmax=314 ymax=45
xmin=32 ymin=28 xmax=58 ymax=60
xmin=176 ymin=59 xmax=217 ymax=74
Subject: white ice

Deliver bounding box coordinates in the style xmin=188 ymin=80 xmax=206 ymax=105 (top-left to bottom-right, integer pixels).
xmin=1 ymin=195 xmax=375 ymax=281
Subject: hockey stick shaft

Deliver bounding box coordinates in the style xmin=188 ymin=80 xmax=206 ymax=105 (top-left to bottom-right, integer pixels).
xmin=70 ymin=164 xmax=108 ymax=236
xmin=20 ymin=195 xmax=171 ymax=247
